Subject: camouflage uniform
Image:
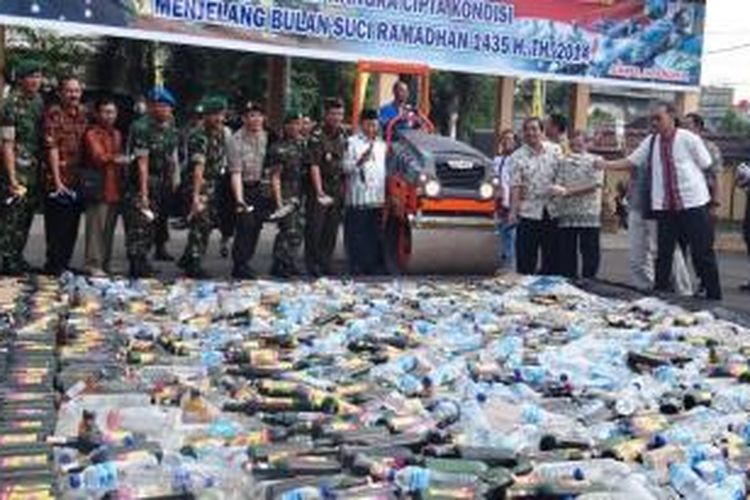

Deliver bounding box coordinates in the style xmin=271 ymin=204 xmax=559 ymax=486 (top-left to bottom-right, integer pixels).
xmin=269 ymin=137 xmax=307 ymax=275
xmin=123 ymin=116 xmax=179 ymax=264
xmin=0 ymin=90 xmax=44 ymax=272
xmin=305 ymin=125 xmax=348 ymax=275
xmin=179 ymin=125 xmax=230 ymax=272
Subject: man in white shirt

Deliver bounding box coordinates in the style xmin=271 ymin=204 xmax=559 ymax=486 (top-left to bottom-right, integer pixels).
xmin=510 ymin=117 xmax=564 ymax=275
xmin=597 ymin=102 xmax=721 ymax=300
xmin=343 ymin=109 xmax=387 ymax=275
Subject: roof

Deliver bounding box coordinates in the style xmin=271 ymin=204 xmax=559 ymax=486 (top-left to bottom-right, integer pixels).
xmin=399 ymin=130 xmax=489 ymax=162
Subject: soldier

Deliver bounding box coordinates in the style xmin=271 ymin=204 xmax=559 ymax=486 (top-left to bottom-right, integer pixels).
xmin=306 ymin=98 xmax=348 ymax=277
xmin=123 ymin=87 xmax=179 ymax=278
xmin=178 ymin=96 xmax=230 ymax=279
xmin=268 ymin=111 xmax=306 ymax=278
xmin=0 ymin=60 xmax=44 ymax=275
xmin=43 ymin=76 xmax=88 ymax=275
xmin=229 ymin=102 xmax=270 ymax=280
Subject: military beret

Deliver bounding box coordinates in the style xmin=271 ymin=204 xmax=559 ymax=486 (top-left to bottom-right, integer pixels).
xmin=284 ymin=110 xmax=304 ymax=124
xmin=200 ymin=95 xmax=228 ymax=114
xmin=324 ymin=97 xmax=344 ymax=110
xmin=244 ymin=101 xmax=265 ymax=114
xmin=15 ymin=59 xmax=43 ymax=79
xmin=147 ymin=86 xmax=176 ymax=107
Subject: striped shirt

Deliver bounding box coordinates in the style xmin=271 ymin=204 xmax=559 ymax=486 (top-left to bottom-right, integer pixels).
xmin=343 ymin=134 xmax=387 ymax=208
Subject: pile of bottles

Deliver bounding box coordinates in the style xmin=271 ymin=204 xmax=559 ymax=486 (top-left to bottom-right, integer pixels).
xmin=3 ymin=272 xmax=750 ymax=498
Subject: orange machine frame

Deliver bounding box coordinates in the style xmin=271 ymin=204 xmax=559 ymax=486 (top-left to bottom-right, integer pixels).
xmin=351 ymin=60 xmax=431 ymax=125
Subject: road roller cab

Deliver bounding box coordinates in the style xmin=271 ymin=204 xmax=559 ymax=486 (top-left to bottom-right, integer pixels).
xmin=352 ymin=61 xmax=500 ymax=274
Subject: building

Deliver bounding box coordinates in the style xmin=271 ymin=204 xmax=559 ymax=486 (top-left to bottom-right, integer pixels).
xmin=700 ymin=86 xmax=735 ymax=130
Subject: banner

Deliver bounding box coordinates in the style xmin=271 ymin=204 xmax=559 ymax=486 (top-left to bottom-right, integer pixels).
xmin=0 ymin=0 xmax=705 ymax=89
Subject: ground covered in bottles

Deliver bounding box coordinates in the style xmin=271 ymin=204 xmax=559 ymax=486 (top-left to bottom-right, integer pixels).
xmin=2 ymin=273 xmax=750 ymax=498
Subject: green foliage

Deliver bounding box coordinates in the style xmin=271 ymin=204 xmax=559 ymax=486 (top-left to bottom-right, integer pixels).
xmin=719 ymin=109 xmax=750 ymax=136
xmin=430 ymin=71 xmax=495 ymax=139
xmin=590 ymin=107 xmax=616 ymax=127
xmin=7 ymin=27 xmax=90 ymax=83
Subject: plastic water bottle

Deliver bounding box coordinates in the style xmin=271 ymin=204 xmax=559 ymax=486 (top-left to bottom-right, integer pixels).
xmin=69 ymin=461 xmax=118 ymax=495
xmin=280 ymin=486 xmax=327 ymax=500
xmin=704 ymin=474 xmax=746 ymax=500
xmin=392 ymin=466 xmax=476 ymax=493
xmin=693 ymin=460 xmax=727 ymax=485
xmin=669 ymin=463 xmax=710 ymax=500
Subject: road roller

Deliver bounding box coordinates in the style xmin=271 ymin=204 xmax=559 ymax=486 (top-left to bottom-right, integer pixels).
xmin=352 ymin=61 xmax=500 ymax=275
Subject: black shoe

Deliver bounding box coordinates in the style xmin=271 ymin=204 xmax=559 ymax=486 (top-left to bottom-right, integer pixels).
xmin=4 ymin=258 xmax=30 ymax=276
xmin=740 ymin=282 xmax=750 ymax=293
xmin=185 ymin=263 xmax=208 ymax=279
xmin=220 ymin=240 xmax=230 ymax=259
xmin=42 ymin=263 xmax=63 ymax=276
xmin=307 ymin=265 xmax=321 ymax=279
xmin=232 ymin=266 xmax=256 ymax=280
xmin=271 ymin=267 xmax=292 ymax=279
xmin=177 ymin=254 xmax=189 ymax=270
xmin=154 ymin=247 xmax=174 ymax=262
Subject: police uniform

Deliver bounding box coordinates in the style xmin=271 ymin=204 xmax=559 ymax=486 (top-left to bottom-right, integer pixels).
xmin=269 ymin=117 xmax=307 ymax=277
xmin=0 ymin=60 xmax=44 ymax=274
xmin=179 ymin=97 xmax=230 ymax=277
xmin=229 ymin=105 xmax=272 ymax=279
xmin=305 ymin=124 xmax=348 ymax=275
xmin=123 ymin=87 xmax=179 ymax=277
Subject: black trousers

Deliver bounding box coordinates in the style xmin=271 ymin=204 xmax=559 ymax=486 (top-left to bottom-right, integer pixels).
xmin=344 ymin=207 xmax=384 ymax=275
xmin=44 ymin=196 xmax=82 ymax=273
xmin=655 ymin=206 xmax=722 ymax=300
xmin=744 ymin=196 xmax=750 ymax=259
xmin=217 ymin=174 xmax=236 ymax=240
xmin=560 ymin=227 xmax=600 ymax=280
xmin=516 ymin=215 xmax=558 ymax=275
xmin=231 ymin=184 xmax=268 ymax=272
xmin=306 ymin=198 xmax=343 ymax=275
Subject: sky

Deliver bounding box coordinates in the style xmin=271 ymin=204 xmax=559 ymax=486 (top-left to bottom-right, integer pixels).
xmin=702 ymin=1 xmax=750 ymax=101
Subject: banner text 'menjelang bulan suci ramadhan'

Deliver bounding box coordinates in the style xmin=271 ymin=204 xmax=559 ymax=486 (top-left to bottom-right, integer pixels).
xmin=0 ymin=0 xmax=706 ymax=89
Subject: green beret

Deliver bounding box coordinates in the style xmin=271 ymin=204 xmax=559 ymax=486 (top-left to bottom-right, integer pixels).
xmin=283 ymin=110 xmax=304 ymax=124
xmin=15 ymin=59 xmax=43 ymax=80
xmin=200 ymin=95 xmax=228 ymax=114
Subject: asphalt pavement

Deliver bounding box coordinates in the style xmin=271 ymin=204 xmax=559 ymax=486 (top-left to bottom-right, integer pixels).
xmin=17 ymin=215 xmax=750 ymax=318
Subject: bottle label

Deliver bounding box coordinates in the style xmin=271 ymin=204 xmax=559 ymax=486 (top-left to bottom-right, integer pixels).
xmin=0 ymin=454 xmax=47 ymax=469
xmin=0 ymin=433 xmax=37 ymax=445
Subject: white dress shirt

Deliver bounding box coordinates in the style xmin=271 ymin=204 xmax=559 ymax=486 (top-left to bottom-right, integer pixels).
xmin=627 ymin=129 xmax=712 ymax=211
xmin=343 ymin=133 xmax=387 ymax=208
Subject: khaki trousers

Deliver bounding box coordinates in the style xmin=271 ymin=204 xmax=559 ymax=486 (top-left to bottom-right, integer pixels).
xmin=85 ymin=202 xmax=120 ymax=273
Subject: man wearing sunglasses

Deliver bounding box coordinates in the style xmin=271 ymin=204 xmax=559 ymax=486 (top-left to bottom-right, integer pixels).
xmin=596 ymin=102 xmax=721 ymax=301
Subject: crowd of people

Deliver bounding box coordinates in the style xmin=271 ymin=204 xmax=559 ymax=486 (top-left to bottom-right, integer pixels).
xmin=0 ymin=60 xmax=395 ymax=280
xmin=1 ymin=59 xmax=748 ymax=300
xmin=494 ymin=103 xmax=744 ymax=301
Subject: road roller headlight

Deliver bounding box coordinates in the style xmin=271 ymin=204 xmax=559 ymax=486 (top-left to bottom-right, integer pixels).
xmin=418 ymin=172 xmax=429 ymax=184
xmin=424 ymin=179 xmax=441 ymax=198
xmin=478 ymin=181 xmax=494 ymax=200
xmin=490 ymin=176 xmax=501 ymax=187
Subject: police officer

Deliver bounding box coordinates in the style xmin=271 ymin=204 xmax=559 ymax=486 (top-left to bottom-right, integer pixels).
xmin=229 ymin=102 xmax=270 ymax=280
xmin=0 ymin=60 xmax=44 ymax=275
xmin=124 ymin=87 xmax=179 ymax=278
xmin=306 ymin=98 xmax=348 ymax=276
xmin=268 ymin=111 xmax=306 ymax=278
xmin=178 ymin=96 xmax=230 ymax=279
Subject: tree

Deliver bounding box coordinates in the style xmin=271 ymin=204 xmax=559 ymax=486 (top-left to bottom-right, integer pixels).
xmin=590 ymin=107 xmax=616 ymax=128
xmin=7 ymin=27 xmax=92 ymax=83
xmin=719 ymin=109 xmax=750 ymax=136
